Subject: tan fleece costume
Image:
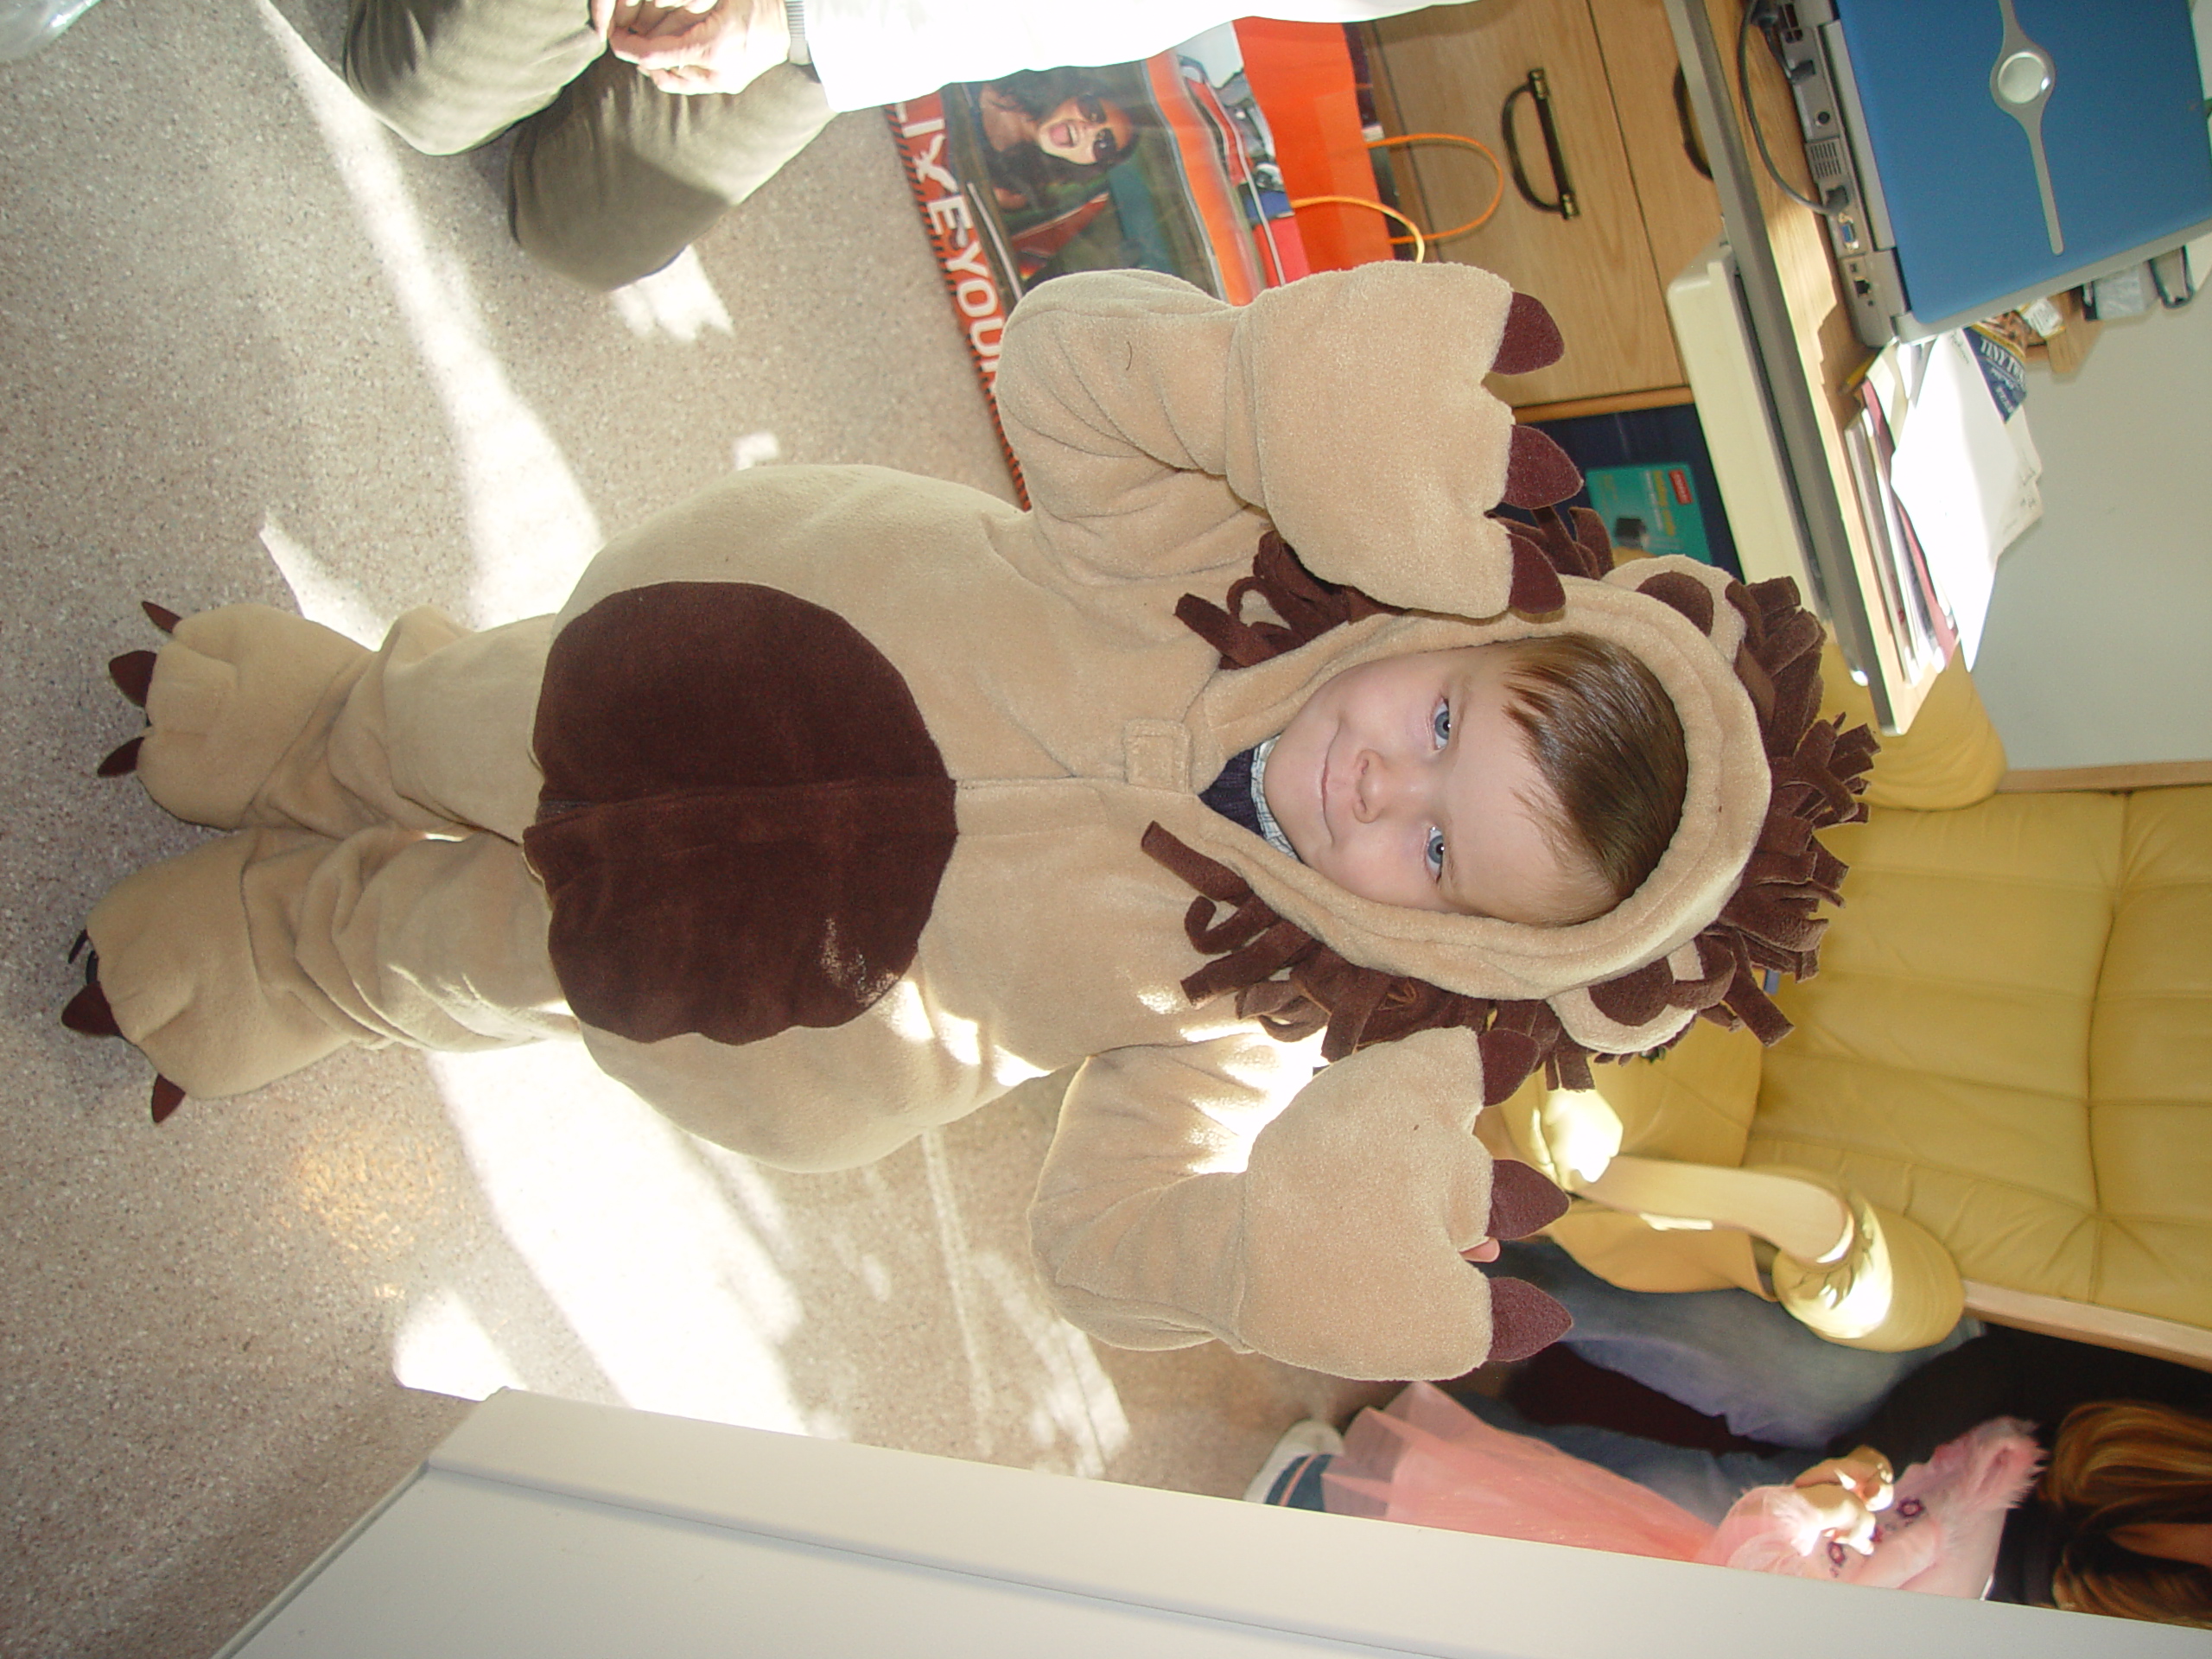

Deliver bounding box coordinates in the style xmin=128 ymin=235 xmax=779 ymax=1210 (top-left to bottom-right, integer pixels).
xmin=77 ymin=264 xmax=1866 ymax=1382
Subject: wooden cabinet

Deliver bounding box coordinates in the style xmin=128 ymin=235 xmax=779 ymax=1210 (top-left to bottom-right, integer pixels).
xmin=1364 ymin=0 xmax=1724 ymax=417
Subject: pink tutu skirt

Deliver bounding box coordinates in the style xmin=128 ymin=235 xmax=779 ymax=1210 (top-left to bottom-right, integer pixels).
xmin=1321 ymin=1382 xmax=2043 ymax=1597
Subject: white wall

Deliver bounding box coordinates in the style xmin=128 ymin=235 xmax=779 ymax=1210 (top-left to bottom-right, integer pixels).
xmin=1970 ymin=282 xmax=2212 ymax=770
xmin=1967 ymin=9 xmax=2212 ymax=771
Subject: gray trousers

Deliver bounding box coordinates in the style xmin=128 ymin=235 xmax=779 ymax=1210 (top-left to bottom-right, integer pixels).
xmin=343 ymin=0 xmax=835 ymax=288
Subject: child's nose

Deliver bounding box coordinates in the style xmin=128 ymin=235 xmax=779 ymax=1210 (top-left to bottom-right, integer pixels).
xmin=1353 ymin=748 xmax=1420 ymax=823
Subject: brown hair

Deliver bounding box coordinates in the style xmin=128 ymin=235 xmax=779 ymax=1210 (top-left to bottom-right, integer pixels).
xmin=1497 ymin=633 xmax=1688 ymax=916
xmin=2044 ymin=1402 xmax=2212 ymax=1627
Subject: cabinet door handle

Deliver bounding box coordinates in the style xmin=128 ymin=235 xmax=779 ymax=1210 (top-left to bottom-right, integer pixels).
xmin=1673 ymin=67 xmax=1713 ymax=181
xmin=1500 ymin=67 xmax=1580 ymax=219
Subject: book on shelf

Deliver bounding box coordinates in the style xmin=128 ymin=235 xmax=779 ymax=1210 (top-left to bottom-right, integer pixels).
xmin=1841 ymin=379 xmax=1954 ymax=683
xmin=1856 ymin=378 xmax=1958 ymax=666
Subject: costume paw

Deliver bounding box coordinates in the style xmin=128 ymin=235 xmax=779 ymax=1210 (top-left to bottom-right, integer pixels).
xmin=1503 ymin=535 xmax=1568 ymax=617
xmin=1494 ymin=291 xmax=1565 ymax=376
xmin=60 ymin=978 xmax=120 ymax=1038
xmin=1487 ymin=1158 xmax=1570 ymax=1240
xmin=60 ymin=931 xmax=118 ymax=1037
xmin=1475 ymin=1025 xmax=1547 ymax=1103
xmin=63 ymin=928 xmax=194 ymax=1124
xmin=150 ymin=1075 xmax=186 ymax=1124
xmin=1485 ymin=1276 xmax=1573 ymax=1362
xmin=95 ymin=607 xmax=178 ymax=777
xmin=109 ymin=650 xmax=156 ymax=708
xmin=1500 ymin=424 xmax=1581 ymax=512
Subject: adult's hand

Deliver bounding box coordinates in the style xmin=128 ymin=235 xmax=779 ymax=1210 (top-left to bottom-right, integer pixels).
xmin=605 ymin=0 xmax=791 ymax=98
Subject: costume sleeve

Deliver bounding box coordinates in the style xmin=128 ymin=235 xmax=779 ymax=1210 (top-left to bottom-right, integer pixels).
xmin=1028 ymin=1026 xmax=1526 ymax=1380
xmin=991 ymin=263 xmax=1549 ymax=619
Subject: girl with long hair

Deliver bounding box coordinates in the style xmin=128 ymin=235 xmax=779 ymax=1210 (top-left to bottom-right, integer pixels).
xmin=972 ymin=67 xmax=1138 ymax=215
xmin=2042 ymin=1401 xmax=2212 ymax=1626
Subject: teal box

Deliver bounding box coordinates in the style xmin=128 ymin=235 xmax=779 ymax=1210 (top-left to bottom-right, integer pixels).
xmin=1585 ymin=464 xmax=1714 ymax=565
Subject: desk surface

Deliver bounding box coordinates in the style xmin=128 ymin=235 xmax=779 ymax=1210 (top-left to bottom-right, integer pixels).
xmin=1667 ymin=0 xmax=1942 ymax=732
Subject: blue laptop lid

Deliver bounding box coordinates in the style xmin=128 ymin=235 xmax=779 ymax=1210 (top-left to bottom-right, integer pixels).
xmin=1835 ymin=0 xmax=2212 ymax=323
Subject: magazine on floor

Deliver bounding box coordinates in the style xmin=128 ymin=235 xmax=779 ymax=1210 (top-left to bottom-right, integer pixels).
xmin=887 ymin=26 xmax=1331 ymax=497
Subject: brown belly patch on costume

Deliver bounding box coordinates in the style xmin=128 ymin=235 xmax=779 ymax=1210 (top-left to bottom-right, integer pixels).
xmin=524 ymin=582 xmax=957 ymax=1046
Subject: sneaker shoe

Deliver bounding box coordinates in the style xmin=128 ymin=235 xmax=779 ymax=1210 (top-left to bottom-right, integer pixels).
xmin=1241 ymin=1418 xmax=1345 ymax=1504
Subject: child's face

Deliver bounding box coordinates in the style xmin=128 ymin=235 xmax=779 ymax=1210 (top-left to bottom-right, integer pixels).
xmin=1262 ymin=645 xmax=1605 ymax=924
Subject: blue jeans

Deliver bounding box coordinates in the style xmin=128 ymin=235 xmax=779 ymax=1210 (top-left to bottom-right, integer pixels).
xmin=1496 ymin=1240 xmax=1980 ymax=1451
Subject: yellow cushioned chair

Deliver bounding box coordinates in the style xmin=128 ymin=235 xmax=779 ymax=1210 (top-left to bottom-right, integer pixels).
xmin=1485 ymin=645 xmax=2212 ymax=1368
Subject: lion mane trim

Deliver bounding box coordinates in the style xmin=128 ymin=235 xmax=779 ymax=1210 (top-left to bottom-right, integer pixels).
xmin=1144 ymin=515 xmax=1878 ymax=1102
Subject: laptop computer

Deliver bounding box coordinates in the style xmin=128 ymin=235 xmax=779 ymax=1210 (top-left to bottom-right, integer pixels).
xmin=1761 ymin=0 xmax=2212 ymax=345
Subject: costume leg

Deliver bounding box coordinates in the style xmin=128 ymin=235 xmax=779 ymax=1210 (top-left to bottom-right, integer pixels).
xmin=506 ymin=56 xmax=834 ymax=289
xmin=1493 ymin=1240 xmax=1980 ymax=1450
xmin=343 ymin=0 xmax=604 ymax=156
xmin=86 ymin=824 xmax=574 ymax=1098
xmin=136 ymin=604 xmax=553 ymax=843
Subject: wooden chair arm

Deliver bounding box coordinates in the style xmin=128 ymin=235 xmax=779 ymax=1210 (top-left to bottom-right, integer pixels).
xmin=1962 ymin=1281 xmax=2212 ymax=1373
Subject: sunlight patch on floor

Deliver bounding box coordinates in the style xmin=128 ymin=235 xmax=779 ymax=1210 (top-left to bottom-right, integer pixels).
xmin=733 ymin=429 xmax=783 ymax=469
xmin=609 ymin=247 xmax=737 ymax=343
xmin=427 ymin=1043 xmax=813 ymax=1434
xmin=259 ymin=511 xmax=391 ymax=645
xmin=392 ymin=1287 xmax=527 ymax=1402
xmin=918 ymin=1128 xmax=1001 ymax=1450
xmin=973 ymin=1252 xmax=1129 ymax=1477
xmin=255 ymin=0 xmax=601 ymax=627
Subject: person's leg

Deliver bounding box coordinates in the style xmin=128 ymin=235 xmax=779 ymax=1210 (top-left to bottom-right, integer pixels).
xmin=505 ymin=55 xmax=833 ymax=289
xmin=86 ymin=824 xmax=574 ymax=1099
xmin=344 ymin=0 xmax=605 ymax=156
xmin=131 ymin=604 xmax=554 ymax=843
xmin=1496 ymin=1239 xmax=1981 ymax=1449
xmin=86 ymin=602 xmax=569 ymax=1097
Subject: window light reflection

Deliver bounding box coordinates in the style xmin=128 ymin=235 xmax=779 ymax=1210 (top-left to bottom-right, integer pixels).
xmin=428 ymin=1044 xmax=815 ymax=1435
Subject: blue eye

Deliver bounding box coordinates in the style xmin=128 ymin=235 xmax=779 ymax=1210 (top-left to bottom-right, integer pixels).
xmin=1426 ymin=826 xmax=1446 ymax=877
xmin=1433 ymin=701 xmax=1452 ymax=747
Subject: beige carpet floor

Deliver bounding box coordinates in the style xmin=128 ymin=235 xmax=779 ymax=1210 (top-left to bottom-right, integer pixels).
xmin=0 ymin=4 xmax=1390 ymax=1653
